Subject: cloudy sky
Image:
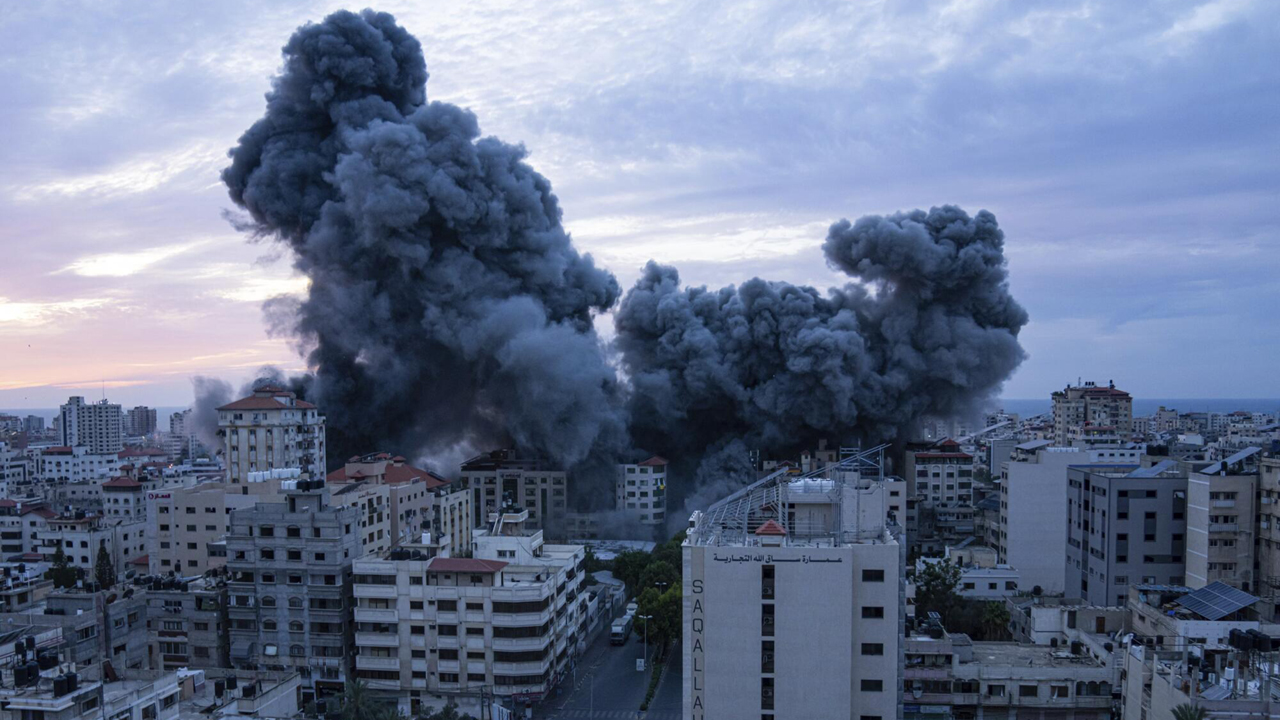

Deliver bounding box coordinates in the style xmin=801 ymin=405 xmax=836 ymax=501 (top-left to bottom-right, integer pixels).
xmin=1 ymin=0 xmax=1277 ymax=409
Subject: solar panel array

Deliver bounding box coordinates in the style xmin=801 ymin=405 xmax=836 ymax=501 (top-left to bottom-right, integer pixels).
xmin=1175 ymin=581 xmax=1258 ymax=621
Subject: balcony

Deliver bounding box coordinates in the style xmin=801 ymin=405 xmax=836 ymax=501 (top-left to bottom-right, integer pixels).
xmin=354 ymin=633 xmax=399 ymax=648
xmin=354 ymin=608 xmax=398 ymax=623
xmin=1210 ymin=523 xmax=1240 ymax=533
xmin=355 ymin=656 xmax=400 ymax=671
xmin=491 ymin=610 xmax=552 ymax=627
xmin=1212 ymin=500 xmax=1237 ymax=508
xmin=492 ymin=636 xmax=550 ymax=651
xmin=353 ymin=585 xmax=397 ymax=599
xmin=494 ymin=660 xmax=549 ymax=675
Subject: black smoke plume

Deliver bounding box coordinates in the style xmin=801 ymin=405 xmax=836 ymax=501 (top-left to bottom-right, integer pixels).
xmin=616 ymin=206 xmax=1028 ymax=510
xmin=221 ymin=10 xmax=1027 ymax=518
xmin=222 ymin=9 xmax=627 ymax=483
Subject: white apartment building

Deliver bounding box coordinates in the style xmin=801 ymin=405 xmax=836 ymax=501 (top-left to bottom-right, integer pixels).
xmin=40 ymin=515 xmax=148 ymax=579
xmin=34 ymin=446 xmax=120 ymax=483
xmin=333 ymin=482 xmax=392 ymax=555
xmin=58 ymin=396 xmax=123 ymax=454
xmin=616 ymin=456 xmax=667 ymax=527
xmin=1051 ymin=381 xmax=1133 ymax=445
xmin=905 ymin=439 xmax=975 ymax=505
xmin=327 ymin=453 xmax=462 ymax=548
xmin=351 ymin=508 xmax=587 ymax=715
xmin=125 ymin=406 xmax=157 ymax=437
xmin=683 ymin=449 xmax=904 ymax=720
xmin=997 ymin=443 xmax=1093 ymax=594
xmin=0 ymin=669 xmax=182 ymax=720
xmin=217 ymin=385 xmax=325 ymax=484
xmin=459 ymin=451 xmax=567 ymax=533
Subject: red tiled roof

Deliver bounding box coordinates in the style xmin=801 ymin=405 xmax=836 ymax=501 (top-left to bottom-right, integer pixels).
xmin=217 ymin=395 xmax=317 ymax=411
xmin=43 ymin=446 xmax=73 ymax=454
xmin=102 ymin=476 xmax=142 ymax=489
xmin=915 ymin=452 xmax=973 ymax=460
xmin=755 ymin=520 xmax=787 ymax=536
xmin=638 ymin=455 xmax=669 ymax=467
xmin=19 ymin=552 xmax=43 ymax=561
xmin=21 ymin=508 xmax=56 ymax=519
xmin=427 ymin=557 xmax=508 ymax=574
xmin=130 ymin=554 xmax=149 ymax=566
xmin=0 ymin=499 xmax=17 ymax=508
xmin=330 ymin=461 xmax=450 ymax=489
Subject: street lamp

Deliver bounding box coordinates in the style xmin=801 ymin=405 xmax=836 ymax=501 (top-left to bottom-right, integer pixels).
xmin=638 ymin=613 xmax=654 ymax=669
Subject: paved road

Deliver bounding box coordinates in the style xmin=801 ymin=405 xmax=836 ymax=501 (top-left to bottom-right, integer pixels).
xmin=535 ymin=624 xmax=666 ymax=720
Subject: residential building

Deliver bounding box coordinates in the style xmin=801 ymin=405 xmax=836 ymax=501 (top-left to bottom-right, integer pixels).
xmin=35 ymin=446 xmax=120 ymax=483
xmin=459 ymin=450 xmax=567 ymax=534
xmin=144 ymin=574 xmax=229 ymax=670
xmin=0 ymin=667 xmax=182 ymax=720
xmin=905 ymin=438 xmax=975 ymax=505
xmin=101 ymin=476 xmax=148 ymax=522
xmin=615 ymin=456 xmax=667 ymax=527
xmin=327 ymin=453 xmax=458 ymax=548
xmin=225 ymin=478 xmax=360 ymax=702
xmin=165 ymin=409 xmax=198 ymax=461
xmin=1187 ymin=449 xmax=1260 ymax=590
xmin=39 ymin=515 xmax=148 ymax=581
xmin=682 ymin=448 xmax=904 ymax=720
xmin=125 ymin=407 xmax=157 ymax=437
xmin=332 ymin=481 xmax=392 ymax=555
xmin=46 ymin=587 xmax=151 ymax=669
xmin=58 ymin=397 xmax=124 ymax=455
xmin=216 ymin=385 xmax=325 ymax=484
xmin=351 ymin=507 xmax=587 ymax=715
xmin=997 ymin=443 xmax=1091 ymax=594
xmin=1051 ymin=381 xmax=1132 ymax=446
xmin=1065 ymin=463 xmax=1188 ymax=606
xmin=903 ymin=630 xmax=1114 ymax=720
xmin=147 ymin=482 xmax=272 ymax=576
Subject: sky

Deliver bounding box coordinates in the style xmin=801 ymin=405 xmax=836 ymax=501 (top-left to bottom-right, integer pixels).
xmin=1 ymin=0 xmax=1277 ymax=410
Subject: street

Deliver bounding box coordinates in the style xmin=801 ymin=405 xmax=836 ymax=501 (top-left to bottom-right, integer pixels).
xmin=534 ymin=624 xmax=679 ymax=720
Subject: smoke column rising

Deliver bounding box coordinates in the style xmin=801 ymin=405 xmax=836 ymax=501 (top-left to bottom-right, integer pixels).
xmin=219 ymin=10 xmax=1028 ymax=517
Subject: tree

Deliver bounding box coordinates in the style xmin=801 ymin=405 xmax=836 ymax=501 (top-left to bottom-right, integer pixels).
xmin=47 ymin=546 xmax=79 ymax=589
xmin=634 ymin=585 xmax=682 ymax=657
xmin=638 ymin=560 xmax=678 ymax=593
xmin=419 ymin=701 xmax=475 ymax=720
xmin=612 ymin=550 xmax=651 ymax=592
xmin=94 ymin=545 xmax=115 ymax=589
xmin=1171 ymin=704 xmax=1207 ymax=720
xmin=979 ymin=601 xmax=1010 ymax=641
xmin=339 ymin=679 xmax=396 ymax=720
xmin=914 ymin=561 xmax=963 ymax=627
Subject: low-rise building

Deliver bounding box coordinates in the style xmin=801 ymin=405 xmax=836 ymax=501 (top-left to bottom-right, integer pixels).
xmin=143 ymin=575 xmax=229 ymax=670
xmin=39 ymin=515 xmax=148 ymax=581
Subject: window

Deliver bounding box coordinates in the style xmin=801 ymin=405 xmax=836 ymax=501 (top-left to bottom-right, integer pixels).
xmin=1019 ymin=685 xmax=1038 ymax=698
xmin=862 ymin=569 xmax=885 ymax=582
xmin=861 ymin=606 xmax=885 ymax=619
xmin=860 ymin=679 xmax=883 ymax=692
xmin=860 ymin=643 xmax=884 ymax=656
xmin=987 ymin=684 xmax=1006 ymax=697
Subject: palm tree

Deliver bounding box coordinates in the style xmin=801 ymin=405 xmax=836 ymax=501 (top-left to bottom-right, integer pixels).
xmin=339 ymin=679 xmax=392 ymax=720
xmin=980 ymin=601 xmax=1010 ymax=640
xmin=1172 ymin=703 xmax=1208 ymax=720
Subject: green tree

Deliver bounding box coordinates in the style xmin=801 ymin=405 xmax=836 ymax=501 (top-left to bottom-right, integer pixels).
xmin=1171 ymin=704 xmax=1207 ymax=720
xmin=635 ymin=585 xmax=682 ymax=657
xmin=914 ymin=561 xmax=963 ymax=627
xmin=94 ymin=545 xmax=115 ymax=589
xmin=612 ymin=550 xmax=651 ymax=592
xmin=46 ymin=546 xmax=79 ymax=589
xmin=339 ymin=679 xmax=396 ymax=720
xmin=638 ymin=560 xmax=678 ymax=593
xmin=979 ymin=601 xmax=1010 ymax=641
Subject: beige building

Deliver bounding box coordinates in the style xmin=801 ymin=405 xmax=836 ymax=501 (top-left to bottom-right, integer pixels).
xmin=333 ymin=482 xmax=392 ymax=556
xmin=39 ymin=515 xmax=147 ymax=580
xmin=217 ymin=385 xmax=325 ymax=484
xmin=1187 ymin=449 xmax=1260 ymax=591
xmin=459 ymin=450 xmax=567 ymax=534
xmin=328 ymin=452 xmax=470 ymax=552
xmin=683 ymin=449 xmax=903 ymax=720
xmin=1051 ymin=381 xmax=1133 ymax=445
xmin=147 ymin=482 xmax=275 ymax=576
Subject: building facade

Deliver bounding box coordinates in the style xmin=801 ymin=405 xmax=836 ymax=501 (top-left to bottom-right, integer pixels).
xmin=58 ymin=397 xmax=123 ymax=454
xmin=683 ymin=456 xmax=904 ymax=720
xmin=616 ymin=457 xmax=667 ymax=527
xmin=225 ymin=479 xmax=360 ymax=701
xmin=459 ymin=451 xmax=567 ymax=534
xmin=217 ymin=385 xmax=325 ymax=484
xmin=1051 ymin=382 xmax=1133 ymax=446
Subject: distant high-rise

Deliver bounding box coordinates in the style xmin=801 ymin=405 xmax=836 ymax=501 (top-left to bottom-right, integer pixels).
xmin=217 ymin=385 xmax=326 ymax=483
xmin=126 ymin=405 xmax=157 ymax=436
xmin=1051 ymin=381 xmax=1133 ymax=445
xmin=58 ymin=395 xmax=123 ymax=453
xmin=22 ymin=414 xmax=44 ymax=435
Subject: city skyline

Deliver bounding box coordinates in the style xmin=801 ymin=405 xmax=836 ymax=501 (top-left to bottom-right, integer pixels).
xmin=3 ymin=0 xmax=1278 ymax=407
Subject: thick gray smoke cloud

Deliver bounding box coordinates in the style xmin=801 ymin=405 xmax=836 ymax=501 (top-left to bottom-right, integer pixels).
xmin=222 ymin=9 xmax=627 ymax=481
xmin=221 ymin=10 xmax=1027 ymax=519
xmin=616 ymin=206 xmax=1028 ymax=511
